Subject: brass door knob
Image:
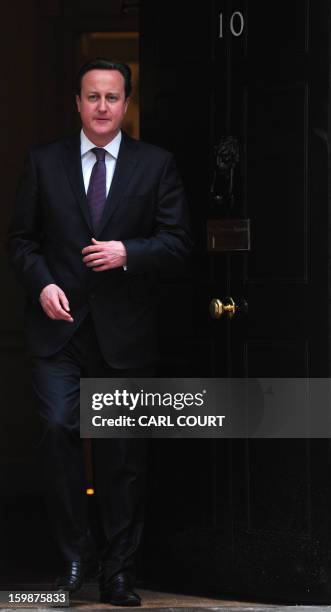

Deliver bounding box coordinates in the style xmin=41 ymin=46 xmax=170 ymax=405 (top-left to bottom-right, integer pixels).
xmin=209 ymin=297 xmax=247 ymax=319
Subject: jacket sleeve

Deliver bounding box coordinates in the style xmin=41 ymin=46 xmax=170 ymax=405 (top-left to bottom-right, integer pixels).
xmin=122 ymin=153 xmax=192 ymax=274
xmin=7 ymin=151 xmax=56 ymax=301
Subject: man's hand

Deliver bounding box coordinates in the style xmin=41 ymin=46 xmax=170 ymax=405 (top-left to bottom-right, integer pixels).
xmin=82 ymin=238 xmax=127 ymax=271
xmin=39 ymin=284 xmax=74 ymax=322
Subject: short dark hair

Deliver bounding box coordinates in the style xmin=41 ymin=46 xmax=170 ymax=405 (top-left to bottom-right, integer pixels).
xmin=76 ymin=58 xmax=132 ymax=98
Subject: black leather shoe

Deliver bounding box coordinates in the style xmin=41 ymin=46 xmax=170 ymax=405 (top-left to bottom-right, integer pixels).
xmin=55 ymin=559 xmax=99 ymax=594
xmin=100 ymin=572 xmax=141 ymax=607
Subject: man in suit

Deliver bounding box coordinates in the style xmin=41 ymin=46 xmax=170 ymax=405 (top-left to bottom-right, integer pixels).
xmin=8 ymin=58 xmax=191 ymax=606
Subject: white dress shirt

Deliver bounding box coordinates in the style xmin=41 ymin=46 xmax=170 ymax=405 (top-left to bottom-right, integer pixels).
xmin=80 ymin=129 xmax=127 ymax=269
xmin=80 ymin=129 xmax=122 ymax=195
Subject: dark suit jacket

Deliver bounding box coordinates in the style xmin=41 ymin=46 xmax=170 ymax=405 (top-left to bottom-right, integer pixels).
xmin=8 ymin=131 xmax=192 ymax=368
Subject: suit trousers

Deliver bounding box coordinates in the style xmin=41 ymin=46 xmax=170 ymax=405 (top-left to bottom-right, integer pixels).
xmin=30 ymin=313 xmax=154 ymax=582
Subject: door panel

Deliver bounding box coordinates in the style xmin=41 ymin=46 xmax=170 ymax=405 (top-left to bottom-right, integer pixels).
xmin=140 ymin=0 xmax=330 ymax=602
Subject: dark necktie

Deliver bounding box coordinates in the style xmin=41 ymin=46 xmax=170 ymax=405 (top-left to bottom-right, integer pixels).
xmin=87 ymin=147 xmax=107 ymax=232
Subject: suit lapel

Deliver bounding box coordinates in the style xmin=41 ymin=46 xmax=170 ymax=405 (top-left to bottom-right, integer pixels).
xmin=96 ymin=131 xmax=138 ymax=237
xmin=62 ymin=133 xmax=93 ymax=232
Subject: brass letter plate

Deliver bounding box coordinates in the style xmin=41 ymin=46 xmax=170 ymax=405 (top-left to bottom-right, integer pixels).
xmin=207 ymin=218 xmax=250 ymax=251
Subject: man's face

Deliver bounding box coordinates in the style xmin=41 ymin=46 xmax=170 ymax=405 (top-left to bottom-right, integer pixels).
xmin=76 ymin=69 xmax=129 ymax=145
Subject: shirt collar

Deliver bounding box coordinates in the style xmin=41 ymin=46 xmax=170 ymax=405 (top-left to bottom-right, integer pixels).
xmin=80 ymin=129 xmax=122 ymax=159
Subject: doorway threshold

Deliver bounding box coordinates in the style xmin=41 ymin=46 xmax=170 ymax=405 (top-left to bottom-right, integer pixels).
xmin=2 ymin=584 xmax=331 ymax=611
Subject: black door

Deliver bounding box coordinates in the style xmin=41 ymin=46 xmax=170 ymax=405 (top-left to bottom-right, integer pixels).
xmin=140 ymin=0 xmax=331 ymax=602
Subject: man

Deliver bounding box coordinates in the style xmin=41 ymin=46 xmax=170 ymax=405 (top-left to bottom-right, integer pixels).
xmin=8 ymin=58 xmax=191 ymax=606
